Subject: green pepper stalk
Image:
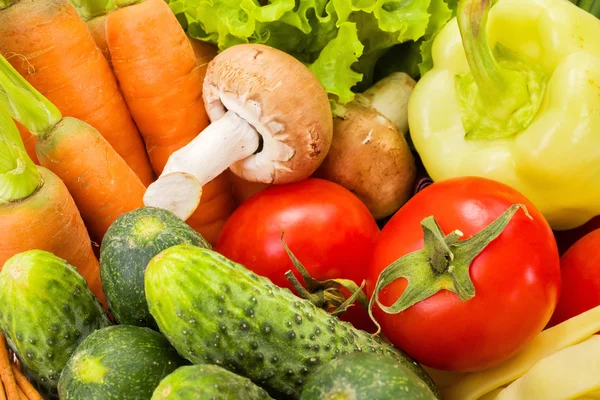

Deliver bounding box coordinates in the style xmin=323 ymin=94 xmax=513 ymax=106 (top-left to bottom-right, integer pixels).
xmin=0 ymin=106 xmax=42 ymax=204
xmin=454 ymin=0 xmax=546 ymax=140
xmin=457 ymin=0 xmax=530 ymax=120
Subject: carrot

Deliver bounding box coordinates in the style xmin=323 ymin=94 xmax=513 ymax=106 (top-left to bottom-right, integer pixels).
xmin=106 ymin=0 xmax=210 ymax=174
xmin=106 ymin=0 xmax=236 ymax=244
xmin=70 ymin=0 xmax=115 ymax=67
xmin=0 ymin=376 xmax=5 ymax=400
xmin=0 ymin=335 xmax=19 ymax=400
xmin=12 ymin=365 xmax=42 ymax=400
xmin=37 ymin=117 xmax=146 ymax=241
xmin=0 ymin=53 xmax=145 ymax=246
xmin=0 ymin=0 xmax=154 ymax=186
xmin=0 ymin=104 xmax=105 ymax=305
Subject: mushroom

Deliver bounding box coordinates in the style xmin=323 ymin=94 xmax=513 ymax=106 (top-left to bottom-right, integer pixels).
xmin=314 ymin=72 xmax=417 ymax=220
xmin=144 ymin=44 xmax=333 ymax=220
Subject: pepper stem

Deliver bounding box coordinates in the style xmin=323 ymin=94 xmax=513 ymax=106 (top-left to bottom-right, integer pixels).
xmin=0 ymin=107 xmax=42 ymax=204
xmin=0 ymin=55 xmax=62 ymax=138
xmin=69 ymin=0 xmax=115 ymax=21
xmin=457 ymin=0 xmax=529 ymax=119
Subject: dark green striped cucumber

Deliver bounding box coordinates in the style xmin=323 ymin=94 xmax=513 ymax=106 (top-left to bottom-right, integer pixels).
xmin=151 ymin=364 xmax=274 ymax=400
xmin=0 ymin=250 xmax=111 ymax=399
xmin=300 ymin=352 xmax=438 ymax=399
xmin=58 ymin=325 xmax=188 ymax=399
xmin=100 ymin=206 xmax=210 ymax=329
xmin=144 ymin=244 xmax=438 ymax=400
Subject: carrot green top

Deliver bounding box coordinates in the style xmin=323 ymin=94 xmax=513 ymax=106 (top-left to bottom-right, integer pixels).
xmin=0 ymin=106 xmax=42 ymax=204
xmin=0 ymin=0 xmax=17 ymax=10
xmin=69 ymin=0 xmax=116 ymax=21
xmin=0 ymin=55 xmax=62 ymax=138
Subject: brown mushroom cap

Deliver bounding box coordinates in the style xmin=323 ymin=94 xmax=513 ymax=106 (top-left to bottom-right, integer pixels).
xmin=202 ymin=43 xmax=333 ymax=184
xmin=315 ymin=102 xmax=417 ymax=220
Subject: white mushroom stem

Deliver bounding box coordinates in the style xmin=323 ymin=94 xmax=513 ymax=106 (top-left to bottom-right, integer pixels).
xmin=143 ymin=111 xmax=259 ymax=220
xmin=355 ymin=72 xmax=416 ymax=135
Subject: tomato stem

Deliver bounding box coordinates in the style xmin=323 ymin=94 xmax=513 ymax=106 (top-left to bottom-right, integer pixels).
xmin=280 ymin=234 xmax=370 ymax=315
xmin=368 ymin=204 xmax=529 ymax=335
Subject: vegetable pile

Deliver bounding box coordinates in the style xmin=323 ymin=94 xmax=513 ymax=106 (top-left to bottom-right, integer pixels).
xmin=1 ymin=0 xmax=600 ymax=399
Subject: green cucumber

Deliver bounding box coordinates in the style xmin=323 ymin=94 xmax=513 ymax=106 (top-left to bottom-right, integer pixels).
xmin=151 ymin=364 xmax=274 ymax=400
xmin=0 ymin=250 xmax=111 ymax=399
xmin=144 ymin=244 xmax=438 ymax=400
xmin=300 ymin=352 xmax=437 ymax=399
xmin=58 ymin=325 xmax=188 ymax=399
xmin=100 ymin=206 xmax=210 ymax=329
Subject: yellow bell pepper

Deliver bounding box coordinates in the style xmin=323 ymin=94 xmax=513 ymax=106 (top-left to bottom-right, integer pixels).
xmin=408 ymin=0 xmax=600 ymax=230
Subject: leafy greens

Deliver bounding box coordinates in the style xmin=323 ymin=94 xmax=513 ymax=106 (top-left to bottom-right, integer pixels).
xmin=167 ymin=0 xmax=456 ymax=103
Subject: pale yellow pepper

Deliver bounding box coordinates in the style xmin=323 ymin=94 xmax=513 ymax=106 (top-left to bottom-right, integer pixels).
xmin=409 ymin=0 xmax=600 ymax=230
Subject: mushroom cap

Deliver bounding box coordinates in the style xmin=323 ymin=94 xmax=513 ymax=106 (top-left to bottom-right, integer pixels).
xmin=202 ymin=43 xmax=333 ymax=184
xmin=315 ymin=102 xmax=417 ymax=220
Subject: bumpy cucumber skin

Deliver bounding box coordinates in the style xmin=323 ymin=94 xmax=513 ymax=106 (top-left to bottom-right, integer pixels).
xmin=151 ymin=364 xmax=274 ymax=400
xmin=0 ymin=250 xmax=112 ymax=399
xmin=100 ymin=206 xmax=210 ymax=329
xmin=145 ymin=244 xmax=438 ymax=400
xmin=58 ymin=325 xmax=188 ymax=400
xmin=300 ymin=352 xmax=437 ymax=400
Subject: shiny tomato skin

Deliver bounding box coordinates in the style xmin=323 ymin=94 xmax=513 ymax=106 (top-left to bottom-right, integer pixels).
xmin=548 ymin=229 xmax=600 ymax=327
xmin=366 ymin=177 xmax=560 ymax=372
xmin=216 ymin=178 xmax=380 ymax=331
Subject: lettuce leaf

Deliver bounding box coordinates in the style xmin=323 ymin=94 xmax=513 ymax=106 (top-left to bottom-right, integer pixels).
xmin=167 ymin=0 xmax=441 ymax=103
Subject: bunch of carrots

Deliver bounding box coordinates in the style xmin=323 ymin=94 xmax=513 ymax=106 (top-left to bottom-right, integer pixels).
xmin=0 ymin=334 xmax=42 ymax=400
xmin=0 ymin=0 xmax=245 ymax=286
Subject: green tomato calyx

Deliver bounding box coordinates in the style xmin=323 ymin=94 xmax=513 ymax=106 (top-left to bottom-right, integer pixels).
xmin=368 ymin=204 xmax=530 ymax=335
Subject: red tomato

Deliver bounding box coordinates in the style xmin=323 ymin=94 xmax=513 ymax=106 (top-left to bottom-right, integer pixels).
xmin=548 ymin=229 xmax=600 ymax=327
xmin=367 ymin=177 xmax=560 ymax=372
xmin=216 ymin=178 xmax=380 ymax=331
xmin=554 ymin=216 xmax=600 ymax=255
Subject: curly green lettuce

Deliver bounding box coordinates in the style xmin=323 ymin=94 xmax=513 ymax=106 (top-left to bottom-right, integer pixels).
xmin=167 ymin=0 xmax=452 ymax=103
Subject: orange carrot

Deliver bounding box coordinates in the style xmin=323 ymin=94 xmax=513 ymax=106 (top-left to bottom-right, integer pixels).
xmin=0 ymin=376 xmax=5 ymax=400
xmin=106 ymin=0 xmax=235 ymax=244
xmin=106 ymin=0 xmax=209 ymax=174
xmin=0 ymin=0 xmax=155 ymax=186
xmin=0 ymin=107 xmax=105 ymax=305
xmin=36 ymin=118 xmax=146 ymax=241
xmin=69 ymin=0 xmax=115 ymax=68
xmin=12 ymin=365 xmax=43 ymax=400
xmin=87 ymin=15 xmax=111 ymax=68
xmin=0 ymin=335 xmax=20 ymax=400
xmin=0 ymin=53 xmax=145 ymax=248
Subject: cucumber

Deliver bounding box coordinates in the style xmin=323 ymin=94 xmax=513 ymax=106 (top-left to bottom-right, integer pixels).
xmin=100 ymin=206 xmax=210 ymax=329
xmin=0 ymin=250 xmax=111 ymax=399
xmin=300 ymin=352 xmax=437 ymax=400
xmin=144 ymin=244 xmax=438 ymax=400
xmin=151 ymin=364 xmax=274 ymax=400
xmin=58 ymin=325 xmax=188 ymax=399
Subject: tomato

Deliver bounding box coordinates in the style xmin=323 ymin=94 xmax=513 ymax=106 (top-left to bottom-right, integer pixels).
xmin=216 ymin=178 xmax=380 ymax=331
xmin=366 ymin=177 xmax=560 ymax=372
xmin=554 ymin=216 xmax=600 ymax=255
xmin=548 ymin=229 xmax=600 ymax=327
